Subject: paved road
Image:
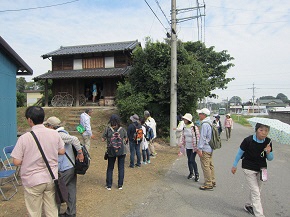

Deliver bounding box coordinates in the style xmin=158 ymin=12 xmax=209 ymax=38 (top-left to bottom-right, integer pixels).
xmin=126 ymin=117 xmax=290 ymax=217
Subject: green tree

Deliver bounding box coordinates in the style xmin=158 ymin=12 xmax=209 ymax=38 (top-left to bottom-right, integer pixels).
xmin=229 ymin=96 xmax=242 ymax=105
xmin=16 ymin=77 xmax=27 ymax=92
xmin=276 ymin=93 xmax=288 ymax=103
xmin=116 ymin=39 xmax=234 ymax=136
xmin=16 ymin=92 xmax=26 ymax=107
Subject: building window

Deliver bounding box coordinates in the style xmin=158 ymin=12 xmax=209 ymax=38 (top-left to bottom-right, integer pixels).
xmin=115 ymin=55 xmax=128 ymax=68
xmin=52 ymin=58 xmax=73 ymax=71
xmin=83 ymin=57 xmax=104 ymax=69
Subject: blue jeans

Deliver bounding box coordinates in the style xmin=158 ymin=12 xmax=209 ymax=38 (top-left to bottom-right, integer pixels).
xmin=186 ymin=149 xmax=198 ymax=176
xmin=129 ymin=141 xmax=141 ymax=167
xmin=142 ymin=148 xmax=150 ymax=162
xmin=106 ymin=154 xmax=126 ymax=188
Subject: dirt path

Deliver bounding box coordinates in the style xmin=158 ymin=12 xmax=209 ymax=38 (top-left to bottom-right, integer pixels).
xmin=1 ymin=108 xmax=179 ymax=217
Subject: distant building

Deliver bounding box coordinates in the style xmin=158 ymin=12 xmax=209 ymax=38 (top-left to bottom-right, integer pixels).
xmin=24 ymin=89 xmax=43 ymax=106
xmin=257 ymin=99 xmax=287 ymax=108
xmin=0 ymin=36 xmax=32 ymax=150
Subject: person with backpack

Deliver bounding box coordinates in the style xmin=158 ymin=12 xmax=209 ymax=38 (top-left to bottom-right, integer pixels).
xmin=213 ymin=115 xmax=222 ymax=136
xmin=44 ymin=116 xmax=84 ymax=217
xmin=140 ymin=118 xmax=151 ymax=165
xmin=144 ymin=111 xmax=157 ymax=157
xmin=224 ymin=113 xmax=233 ymax=141
xmin=102 ymin=114 xmax=128 ymax=190
xmin=231 ymin=123 xmax=273 ymax=217
xmin=179 ymin=113 xmax=200 ymax=182
xmin=196 ymin=108 xmax=216 ymax=191
xmin=127 ymin=114 xmax=142 ymax=168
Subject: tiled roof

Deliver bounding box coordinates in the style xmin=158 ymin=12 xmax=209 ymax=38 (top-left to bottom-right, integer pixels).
xmin=34 ymin=67 xmax=132 ymax=81
xmin=0 ymin=36 xmax=33 ymax=75
xmin=42 ymin=40 xmax=140 ymax=59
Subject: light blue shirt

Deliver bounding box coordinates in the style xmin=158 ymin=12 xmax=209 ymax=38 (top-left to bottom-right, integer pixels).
xmin=197 ymin=117 xmax=213 ymax=153
xmin=80 ymin=112 xmax=92 ymax=136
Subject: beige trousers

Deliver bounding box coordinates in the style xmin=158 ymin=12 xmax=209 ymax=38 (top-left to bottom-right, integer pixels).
xmin=200 ymin=151 xmax=215 ymax=186
xmin=24 ymin=182 xmax=57 ymax=217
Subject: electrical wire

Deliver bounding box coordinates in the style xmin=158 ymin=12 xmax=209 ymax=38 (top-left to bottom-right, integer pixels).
xmin=0 ymin=0 xmax=79 ymax=12
xmin=144 ymin=0 xmax=169 ymax=32
xmin=154 ymin=0 xmax=171 ymax=27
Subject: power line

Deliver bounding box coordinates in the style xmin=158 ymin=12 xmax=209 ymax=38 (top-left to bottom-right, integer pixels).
xmin=0 ymin=0 xmax=79 ymax=12
xmin=154 ymin=0 xmax=171 ymax=27
xmin=144 ymin=0 xmax=169 ymax=33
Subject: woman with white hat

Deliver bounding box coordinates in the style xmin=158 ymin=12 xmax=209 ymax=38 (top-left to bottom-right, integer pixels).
xmin=224 ymin=114 xmax=233 ymax=141
xmin=179 ymin=113 xmax=200 ymax=182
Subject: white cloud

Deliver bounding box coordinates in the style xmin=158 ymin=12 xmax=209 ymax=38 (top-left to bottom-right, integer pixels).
xmin=1 ymin=0 xmax=290 ymax=102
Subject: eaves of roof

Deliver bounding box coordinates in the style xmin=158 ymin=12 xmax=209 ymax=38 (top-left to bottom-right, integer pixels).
xmin=42 ymin=40 xmax=140 ymax=59
xmin=0 ymin=36 xmax=33 ymax=75
xmin=33 ymin=67 xmax=132 ymax=81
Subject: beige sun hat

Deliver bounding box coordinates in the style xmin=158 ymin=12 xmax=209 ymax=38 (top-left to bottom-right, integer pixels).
xmin=182 ymin=113 xmax=193 ymax=122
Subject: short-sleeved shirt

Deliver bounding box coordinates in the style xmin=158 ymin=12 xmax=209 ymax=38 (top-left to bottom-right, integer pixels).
xmin=11 ymin=124 xmax=65 ymax=187
xmin=240 ymin=135 xmax=272 ymax=172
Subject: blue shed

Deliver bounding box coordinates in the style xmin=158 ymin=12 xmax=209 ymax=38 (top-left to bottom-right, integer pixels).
xmin=0 ymin=36 xmax=33 ymax=151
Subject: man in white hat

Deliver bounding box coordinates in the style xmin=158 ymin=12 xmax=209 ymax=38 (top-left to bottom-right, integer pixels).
xmin=196 ymin=108 xmax=216 ymax=191
xmin=45 ymin=116 xmax=84 ymax=217
xmin=144 ymin=110 xmax=157 ymax=156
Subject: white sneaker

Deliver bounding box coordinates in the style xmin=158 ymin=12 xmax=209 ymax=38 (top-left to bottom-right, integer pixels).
xmin=106 ymin=187 xmax=111 ymax=191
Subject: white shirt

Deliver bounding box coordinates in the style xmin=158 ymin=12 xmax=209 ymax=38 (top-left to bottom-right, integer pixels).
xmin=80 ymin=112 xmax=92 ymax=136
xmin=145 ymin=116 xmax=157 ymax=139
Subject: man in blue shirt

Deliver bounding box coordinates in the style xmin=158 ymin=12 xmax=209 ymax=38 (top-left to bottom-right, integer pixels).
xmin=80 ymin=109 xmax=95 ymax=152
xmin=196 ymin=108 xmax=216 ymax=191
xmin=44 ymin=116 xmax=84 ymax=217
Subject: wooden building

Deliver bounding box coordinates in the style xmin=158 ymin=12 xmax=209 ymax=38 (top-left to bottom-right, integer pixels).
xmin=0 ymin=36 xmax=32 ymax=150
xmin=34 ymin=40 xmax=140 ymax=106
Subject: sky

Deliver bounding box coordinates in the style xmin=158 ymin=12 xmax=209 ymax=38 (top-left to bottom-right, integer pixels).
xmin=1 ymin=0 xmax=290 ymax=103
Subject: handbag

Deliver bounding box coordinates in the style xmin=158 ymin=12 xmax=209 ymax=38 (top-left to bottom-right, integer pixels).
xmin=30 ymin=131 xmax=68 ymax=204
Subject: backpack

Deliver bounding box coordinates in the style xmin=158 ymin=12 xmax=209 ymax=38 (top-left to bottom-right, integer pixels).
xmin=133 ymin=124 xmax=143 ymax=144
xmin=108 ymin=127 xmax=124 ymax=157
xmin=59 ymin=130 xmax=91 ymax=175
xmin=201 ymin=121 xmax=221 ymax=150
xmin=144 ymin=124 xmax=154 ymax=141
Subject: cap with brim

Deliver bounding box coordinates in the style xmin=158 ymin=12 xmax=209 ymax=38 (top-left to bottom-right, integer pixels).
xmin=130 ymin=114 xmax=139 ymax=122
xmin=44 ymin=116 xmax=61 ymax=126
xmin=196 ymin=108 xmax=210 ymax=116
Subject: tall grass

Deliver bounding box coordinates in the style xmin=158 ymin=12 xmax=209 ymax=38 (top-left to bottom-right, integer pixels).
xmin=231 ymin=114 xmax=252 ymax=127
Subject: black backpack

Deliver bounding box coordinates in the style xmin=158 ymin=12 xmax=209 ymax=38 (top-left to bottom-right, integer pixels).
xmin=59 ymin=130 xmax=91 ymax=175
xmin=144 ymin=124 xmax=154 ymax=141
xmin=108 ymin=127 xmax=124 ymax=157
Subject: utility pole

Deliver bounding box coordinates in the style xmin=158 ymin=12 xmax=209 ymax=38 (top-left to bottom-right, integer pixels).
xmin=170 ymin=0 xmax=177 ymax=146
xmin=248 ymin=83 xmax=256 ymax=113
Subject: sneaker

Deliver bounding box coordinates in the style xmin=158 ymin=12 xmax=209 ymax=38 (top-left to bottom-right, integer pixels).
xmin=106 ymin=187 xmax=111 ymax=191
xmin=129 ymin=165 xmax=134 ymax=168
xmin=194 ymin=175 xmax=200 ymax=182
xmin=178 ymin=152 xmax=183 ymax=156
xmin=212 ymin=182 xmax=216 ymax=187
xmin=187 ymin=174 xmax=194 ymax=179
xmin=199 ymin=185 xmax=213 ymax=191
xmin=244 ymin=205 xmax=254 ymax=216
xmin=244 ymin=205 xmax=254 ymax=215
xmin=118 ymin=186 xmax=123 ymax=190
xmin=135 ymin=164 xmax=141 ymax=167
xmin=147 ymin=160 xmax=151 ymax=164
xmin=142 ymin=162 xmax=147 ymax=165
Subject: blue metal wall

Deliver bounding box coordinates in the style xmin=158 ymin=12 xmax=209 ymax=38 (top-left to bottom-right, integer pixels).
xmin=0 ymin=52 xmax=18 ymax=151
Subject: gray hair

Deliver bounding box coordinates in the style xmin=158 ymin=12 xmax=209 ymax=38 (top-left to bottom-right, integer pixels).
xmin=85 ymin=108 xmax=93 ymax=114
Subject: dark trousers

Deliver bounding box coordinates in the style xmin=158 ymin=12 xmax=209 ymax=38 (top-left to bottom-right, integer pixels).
xmin=129 ymin=141 xmax=141 ymax=167
xmin=142 ymin=148 xmax=150 ymax=162
xmin=58 ymin=167 xmax=77 ymax=216
xmin=106 ymin=154 xmax=126 ymax=188
xmin=186 ymin=149 xmax=199 ymax=176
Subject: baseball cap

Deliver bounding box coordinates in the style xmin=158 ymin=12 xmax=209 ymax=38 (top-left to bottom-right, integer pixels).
xmin=196 ymin=108 xmax=210 ymax=116
xmin=43 ymin=116 xmax=61 ymax=126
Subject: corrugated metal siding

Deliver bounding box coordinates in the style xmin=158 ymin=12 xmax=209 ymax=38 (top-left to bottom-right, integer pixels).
xmin=0 ymin=52 xmax=17 ymax=151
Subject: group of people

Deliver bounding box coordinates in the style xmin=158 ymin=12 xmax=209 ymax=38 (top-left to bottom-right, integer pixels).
xmin=176 ymin=108 xmax=273 ymax=216
xmin=176 ymin=108 xmax=216 ymax=191
xmin=102 ymin=111 xmax=157 ymax=190
xmin=11 ymin=105 xmax=273 ymax=217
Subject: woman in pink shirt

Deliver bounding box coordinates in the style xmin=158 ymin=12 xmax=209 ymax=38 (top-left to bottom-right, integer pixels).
xmin=224 ymin=114 xmax=233 ymax=141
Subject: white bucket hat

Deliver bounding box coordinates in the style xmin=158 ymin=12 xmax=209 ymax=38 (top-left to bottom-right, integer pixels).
xmin=182 ymin=113 xmax=193 ymax=122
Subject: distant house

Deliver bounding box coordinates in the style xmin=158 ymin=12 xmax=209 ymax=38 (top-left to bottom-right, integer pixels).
xmin=257 ymin=99 xmax=287 ymax=108
xmin=0 ymin=36 xmax=32 ymax=150
xmin=24 ymin=89 xmax=43 ymax=106
xmin=34 ymin=40 xmax=140 ymax=106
